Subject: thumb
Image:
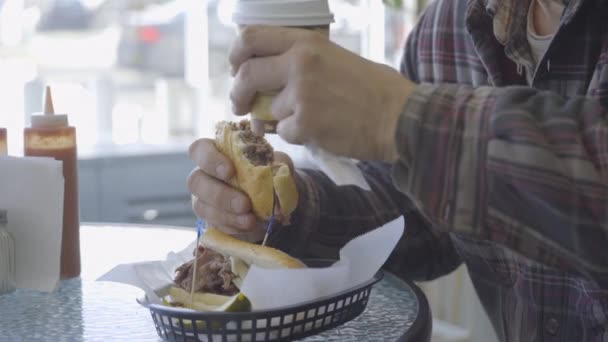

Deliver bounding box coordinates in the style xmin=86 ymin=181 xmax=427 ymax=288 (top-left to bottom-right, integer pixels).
xmin=276 ymin=115 xmax=306 ymax=146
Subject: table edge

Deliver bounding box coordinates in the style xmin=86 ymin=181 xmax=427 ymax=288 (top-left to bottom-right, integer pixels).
xmin=391 ymin=276 xmax=432 ymax=342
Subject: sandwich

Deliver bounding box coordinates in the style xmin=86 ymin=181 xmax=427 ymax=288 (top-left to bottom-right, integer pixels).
xmin=214 ymin=120 xmax=298 ymax=224
xmin=167 ymin=227 xmax=305 ymax=311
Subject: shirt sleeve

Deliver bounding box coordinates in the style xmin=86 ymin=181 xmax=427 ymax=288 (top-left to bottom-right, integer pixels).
xmin=269 ymin=161 xmax=462 ymax=281
xmin=269 ymin=11 xmax=464 ymax=282
xmin=392 ymin=83 xmax=608 ymax=286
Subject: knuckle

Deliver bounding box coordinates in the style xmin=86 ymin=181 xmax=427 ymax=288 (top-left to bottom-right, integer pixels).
xmin=278 ymin=120 xmax=296 ymax=144
xmin=227 ymin=214 xmax=243 ymax=228
xmin=293 ymin=112 xmax=307 ymax=131
xmin=242 ymin=215 xmax=257 ymax=228
xmin=236 ymin=60 xmax=253 ymax=83
xmin=302 ymin=30 xmax=325 ymax=45
xmin=232 ymin=193 xmax=251 ymax=213
xmin=186 ymin=168 xmax=201 ymax=193
xmin=229 ymin=89 xmax=242 ymax=107
xmin=293 ymin=46 xmax=321 ymax=72
xmin=229 ymin=88 xmax=238 ymax=103
xmin=232 ymin=62 xmax=255 ymax=105
xmin=293 ymin=83 xmax=312 ymax=104
xmin=232 ymin=104 xmax=247 ymax=116
xmin=192 ymin=198 xmax=205 ymax=218
xmin=240 ymin=26 xmax=258 ymax=47
xmin=209 ymin=186 xmax=225 ymax=208
xmin=230 ymin=97 xmax=250 ymax=116
xmin=225 ymin=211 xmax=251 ymax=229
xmin=220 ymin=212 xmax=233 ymax=227
xmin=189 ymin=138 xmax=215 ymax=168
xmin=290 ymin=114 xmax=309 ymax=145
xmin=229 ymin=89 xmax=242 ymax=108
xmin=188 ymin=139 xmax=200 ymax=160
xmin=195 ymin=201 xmax=219 ymax=223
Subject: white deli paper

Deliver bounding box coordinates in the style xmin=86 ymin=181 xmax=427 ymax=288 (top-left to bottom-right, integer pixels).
xmin=0 ymin=156 xmax=64 ymax=292
xmin=98 ymin=216 xmax=404 ymax=310
xmin=264 ymin=135 xmax=371 ymax=191
xmin=306 ymin=145 xmax=372 ymax=191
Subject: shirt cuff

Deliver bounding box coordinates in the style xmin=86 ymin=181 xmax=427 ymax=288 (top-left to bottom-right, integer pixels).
xmin=268 ymin=169 xmax=320 ymax=257
xmin=391 ymin=83 xmax=459 ymax=228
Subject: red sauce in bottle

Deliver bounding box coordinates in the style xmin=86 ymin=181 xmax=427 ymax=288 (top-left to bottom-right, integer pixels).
xmin=24 ymin=88 xmax=80 ymax=279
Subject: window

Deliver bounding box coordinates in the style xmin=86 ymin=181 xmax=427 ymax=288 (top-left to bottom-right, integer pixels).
xmin=0 ymin=0 xmax=418 ymax=155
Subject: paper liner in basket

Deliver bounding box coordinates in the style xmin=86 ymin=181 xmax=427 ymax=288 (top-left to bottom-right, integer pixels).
xmin=98 ymin=216 xmax=404 ymax=310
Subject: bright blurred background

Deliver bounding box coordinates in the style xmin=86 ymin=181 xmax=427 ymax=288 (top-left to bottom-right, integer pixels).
xmin=0 ymin=0 xmax=418 ymax=154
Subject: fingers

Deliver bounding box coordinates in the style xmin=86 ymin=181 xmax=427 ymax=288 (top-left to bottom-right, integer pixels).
xmin=187 ymin=168 xmax=251 ymax=214
xmin=269 ymin=84 xmax=295 ymax=121
xmin=229 ymin=26 xmax=303 ymax=74
xmin=230 ymin=55 xmax=287 ymax=116
xmin=212 ymin=224 xmax=267 ymax=243
xmin=276 ymin=114 xmax=307 ymax=145
xmin=192 ymin=198 xmax=267 ymax=243
xmin=188 ymin=138 xmax=234 ymax=181
xmin=192 ymin=198 xmax=257 ymax=231
xmin=187 ymin=135 xmax=270 ymax=242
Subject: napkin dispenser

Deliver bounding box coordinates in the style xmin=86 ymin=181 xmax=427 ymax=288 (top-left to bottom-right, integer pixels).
xmin=0 ymin=156 xmax=64 ymax=292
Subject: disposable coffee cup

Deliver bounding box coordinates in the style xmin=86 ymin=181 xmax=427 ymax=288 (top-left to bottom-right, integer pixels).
xmin=233 ymin=0 xmax=334 ymax=134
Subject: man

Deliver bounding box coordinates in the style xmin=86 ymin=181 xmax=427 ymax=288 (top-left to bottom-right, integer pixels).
xmin=188 ymin=0 xmax=608 ymax=340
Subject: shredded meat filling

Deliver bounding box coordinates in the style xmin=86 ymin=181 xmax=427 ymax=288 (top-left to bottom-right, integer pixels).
xmin=238 ymin=126 xmax=273 ymax=165
xmin=237 ymin=120 xmax=250 ymax=131
xmin=173 ymin=246 xmax=238 ymax=296
xmin=218 ymin=120 xmax=274 ymax=165
xmin=240 ymin=138 xmax=273 ymax=165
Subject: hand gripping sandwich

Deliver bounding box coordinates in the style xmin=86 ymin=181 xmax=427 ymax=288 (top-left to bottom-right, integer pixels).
xmin=214 ymin=120 xmax=298 ymax=224
xmin=167 ymin=227 xmax=305 ymax=311
xmin=166 ymin=120 xmax=302 ymax=311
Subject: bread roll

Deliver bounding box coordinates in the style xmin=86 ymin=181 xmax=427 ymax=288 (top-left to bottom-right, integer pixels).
xmin=215 ymin=120 xmax=298 ymax=224
xmin=201 ymin=227 xmax=305 ymax=269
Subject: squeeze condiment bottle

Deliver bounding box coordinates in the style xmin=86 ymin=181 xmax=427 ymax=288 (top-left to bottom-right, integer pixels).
xmin=0 ymin=128 xmax=6 ymax=155
xmin=232 ymin=0 xmax=334 ymax=134
xmin=24 ymin=86 xmax=81 ymax=279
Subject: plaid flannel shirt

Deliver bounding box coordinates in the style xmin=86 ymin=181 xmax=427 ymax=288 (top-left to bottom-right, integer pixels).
xmin=270 ymin=0 xmax=608 ymax=340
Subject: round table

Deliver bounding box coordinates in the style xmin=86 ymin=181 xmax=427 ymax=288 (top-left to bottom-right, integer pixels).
xmin=0 ymin=224 xmax=431 ymax=341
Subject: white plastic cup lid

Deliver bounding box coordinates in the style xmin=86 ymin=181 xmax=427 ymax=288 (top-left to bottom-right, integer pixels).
xmin=233 ymin=0 xmax=334 ymax=26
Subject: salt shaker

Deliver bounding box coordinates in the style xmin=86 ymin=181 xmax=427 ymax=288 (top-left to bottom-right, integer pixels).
xmin=0 ymin=209 xmax=16 ymax=294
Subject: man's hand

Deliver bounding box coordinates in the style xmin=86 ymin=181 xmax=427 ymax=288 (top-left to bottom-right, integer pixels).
xmin=188 ymin=138 xmax=296 ymax=242
xmin=188 ymin=138 xmax=264 ymax=242
xmin=229 ymin=26 xmax=415 ymax=161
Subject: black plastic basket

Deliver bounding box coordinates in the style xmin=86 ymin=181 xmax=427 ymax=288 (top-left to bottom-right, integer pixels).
xmin=138 ymin=259 xmax=383 ymax=342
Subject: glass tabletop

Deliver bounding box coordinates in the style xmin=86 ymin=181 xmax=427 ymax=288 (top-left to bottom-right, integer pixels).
xmin=0 ymin=224 xmax=422 ymax=341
